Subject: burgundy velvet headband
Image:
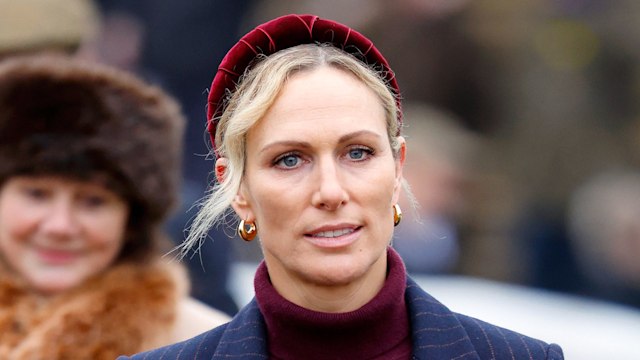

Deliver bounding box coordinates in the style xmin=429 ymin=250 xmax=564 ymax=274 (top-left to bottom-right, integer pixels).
xmin=206 ymin=14 xmax=402 ymax=154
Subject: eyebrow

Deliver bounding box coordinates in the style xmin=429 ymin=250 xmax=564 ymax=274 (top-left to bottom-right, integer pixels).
xmin=259 ymin=130 xmax=383 ymax=153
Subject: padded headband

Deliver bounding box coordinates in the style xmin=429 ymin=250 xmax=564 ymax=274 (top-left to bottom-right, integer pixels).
xmin=206 ymin=14 xmax=401 ymax=154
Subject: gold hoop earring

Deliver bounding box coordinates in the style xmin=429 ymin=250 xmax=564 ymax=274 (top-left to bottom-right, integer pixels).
xmin=393 ymin=204 xmax=402 ymax=227
xmin=238 ymin=219 xmax=257 ymax=241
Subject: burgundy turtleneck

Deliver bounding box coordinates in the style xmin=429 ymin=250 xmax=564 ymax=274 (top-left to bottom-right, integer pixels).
xmin=254 ymin=248 xmax=412 ymax=360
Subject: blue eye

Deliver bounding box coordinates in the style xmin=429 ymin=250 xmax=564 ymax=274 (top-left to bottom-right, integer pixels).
xmin=275 ymin=153 xmax=301 ymax=169
xmin=348 ymin=147 xmax=373 ymax=161
xmin=349 ymin=148 xmax=365 ymax=159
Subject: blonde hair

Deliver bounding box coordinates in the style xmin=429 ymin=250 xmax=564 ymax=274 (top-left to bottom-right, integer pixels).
xmin=181 ymin=43 xmax=404 ymax=257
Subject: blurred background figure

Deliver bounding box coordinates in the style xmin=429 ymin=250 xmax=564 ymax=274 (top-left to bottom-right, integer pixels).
xmin=393 ymin=103 xmax=481 ymax=274
xmin=567 ymin=169 xmax=640 ymax=308
xmin=0 ymin=0 xmax=98 ymax=59
xmin=0 ymin=0 xmax=244 ymax=318
xmin=0 ymin=54 xmax=229 ymax=359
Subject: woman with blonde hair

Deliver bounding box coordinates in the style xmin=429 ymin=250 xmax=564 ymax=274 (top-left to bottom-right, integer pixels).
xmin=124 ymin=14 xmax=563 ymax=359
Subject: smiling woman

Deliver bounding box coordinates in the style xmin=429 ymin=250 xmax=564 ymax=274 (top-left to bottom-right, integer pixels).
xmin=122 ymin=14 xmax=564 ymax=359
xmin=0 ymin=176 xmax=128 ymax=294
xmin=0 ymin=54 xmax=229 ymax=360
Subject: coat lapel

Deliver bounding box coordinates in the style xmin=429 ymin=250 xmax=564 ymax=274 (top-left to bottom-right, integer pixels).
xmin=212 ymin=299 xmax=269 ymax=359
xmin=406 ymin=278 xmax=480 ymax=360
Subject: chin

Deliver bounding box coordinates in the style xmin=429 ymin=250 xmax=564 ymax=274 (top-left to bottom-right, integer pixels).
xmin=302 ymin=259 xmax=370 ymax=286
xmin=30 ymin=276 xmax=80 ymax=295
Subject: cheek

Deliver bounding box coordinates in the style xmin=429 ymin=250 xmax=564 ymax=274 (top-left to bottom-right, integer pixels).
xmin=0 ymin=205 xmax=35 ymax=275
xmin=106 ymin=217 xmax=128 ymax=249
xmin=361 ymin=174 xmax=399 ymax=231
xmin=84 ymin=218 xmax=127 ymax=273
xmin=251 ymin=185 xmax=298 ymax=231
xmin=0 ymin=202 xmax=38 ymax=243
xmin=82 ymin=211 xmax=128 ymax=249
xmin=361 ymin=164 xmax=399 ymax=202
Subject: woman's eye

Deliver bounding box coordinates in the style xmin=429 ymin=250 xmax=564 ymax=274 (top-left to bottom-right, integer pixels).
xmin=274 ymin=153 xmax=301 ymax=169
xmin=79 ymin=195 xmax=107 ymax=208
xmin=347 ymin=147 xmax=373 ymax=161
xmin=22 ymin=186 xmax=49 ymax=200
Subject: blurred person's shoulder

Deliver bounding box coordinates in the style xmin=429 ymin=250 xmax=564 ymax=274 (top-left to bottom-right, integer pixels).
xmin=157 ymin=259 xmax=231 ymax=342
xmin=173 ymin=297 xmax=231 ymax=342
xmin=119 ymin=300 xmax=260 ymax=359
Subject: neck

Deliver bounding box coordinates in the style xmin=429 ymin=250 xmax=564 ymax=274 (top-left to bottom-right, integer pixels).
xmin=264 ymin=252 xmax=388 ymax=313
xmin=254 ymin=247 xmax=412 ymax=360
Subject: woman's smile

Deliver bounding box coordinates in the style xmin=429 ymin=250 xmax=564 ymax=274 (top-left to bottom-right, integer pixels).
xmin=0 ymin=176 xmax=128 ymax=294
xmin=304 ymin=225 xmax=362 ymax=248
xmin=35 ymin=246 xmax=82 ymax=265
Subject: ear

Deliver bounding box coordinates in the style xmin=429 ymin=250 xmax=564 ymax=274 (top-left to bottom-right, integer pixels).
xmin=215 ymin=157 xmax=228 ymax=184
xmin=217 ymin=157 xmax=255 ymax=222
xmin=392 ymin=136 xmax=406 ymax=204
xmin=231 ymin=186 xmax=255 ymax=222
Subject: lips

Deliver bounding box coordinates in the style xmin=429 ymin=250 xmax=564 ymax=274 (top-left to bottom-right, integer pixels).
xmin=36 ymin=248 xmax=79 ymax=265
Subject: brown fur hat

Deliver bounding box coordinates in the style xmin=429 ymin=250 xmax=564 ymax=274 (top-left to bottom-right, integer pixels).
xmin=0 ymin=54 xmax=185 ymax=260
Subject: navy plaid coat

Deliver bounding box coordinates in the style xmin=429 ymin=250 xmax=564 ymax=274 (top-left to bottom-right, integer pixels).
xmin=120 ymin=277 xmax=564 ymax=359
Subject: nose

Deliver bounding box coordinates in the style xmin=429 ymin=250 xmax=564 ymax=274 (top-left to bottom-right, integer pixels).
xmin=41 ymin=197 xmax=79 ymax=239
xmin=311 ymin=157 xmax=349 ymax=211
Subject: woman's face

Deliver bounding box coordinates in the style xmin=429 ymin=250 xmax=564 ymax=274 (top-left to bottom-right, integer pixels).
xmin=0 ymin=176 xmax=129 ymax=294
xmin=232 ymin=66 xmax=405 ymax=306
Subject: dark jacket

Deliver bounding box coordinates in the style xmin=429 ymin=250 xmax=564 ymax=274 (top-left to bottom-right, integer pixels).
xmin=120 ymin=277 xmax=564 ymax=359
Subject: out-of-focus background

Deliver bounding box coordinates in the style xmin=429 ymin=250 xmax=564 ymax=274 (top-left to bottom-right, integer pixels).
xmin=4 ymin=0 xmax=640 ymax=358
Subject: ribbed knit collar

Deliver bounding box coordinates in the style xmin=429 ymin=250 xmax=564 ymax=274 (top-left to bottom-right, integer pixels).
xmin=254 ymin=247 xmax=412 ymax=360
